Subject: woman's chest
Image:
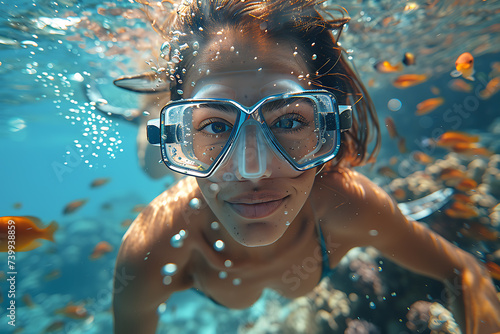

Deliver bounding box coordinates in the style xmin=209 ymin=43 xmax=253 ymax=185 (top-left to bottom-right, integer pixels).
xmin=189 ymin=229 xmax=338 ymax=309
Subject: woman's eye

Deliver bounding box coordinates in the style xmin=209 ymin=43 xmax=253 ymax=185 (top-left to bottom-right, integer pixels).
xmin=272 ymin=115 xmax=306 ymax=130
xmin=201 ymin=121 xmax=231 ymax=134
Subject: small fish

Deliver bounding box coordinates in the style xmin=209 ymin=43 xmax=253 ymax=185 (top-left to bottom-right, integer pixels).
xmin=389 ymin=156 xmax=399 ymax=165
xmin=451 ymin=52 xmax=475 ymax=81
xmin=450 ymin=142 xmax=492 ymax=157
xmin=402 ymin=52 xmax=416 ymax=66
xmin=22 ymin=294 xmax=35 ymax=308
xmin=0 ymin=216 xmax=58 ymax=252
xmin=121 ymin=219 xmax=133 ymax=228
xmin=445 ymin=201 xmax=479 ymax=219
xmin=448 ymin=78 xmax=473 ymax=93
xmin=439 ymin=167 xmax=466 ymax=181
xmin=430 ymin=86 xmax=440 ymax=95
xmin=12 ymin=202 xmax=22 ymax=209
xmin=132 ymin=204 xmax=146 ymax=213
xmin=397 ymin=137 xmax=407 ymax=154
xmin=63 ymin=199 xmax=88 ymax=215
xmin=374 ymin=60 xmax=403 ymax=73
xmin=90 ymin=177 xmax=110 ymax=188
xmin=479 ymin=77 xmax=500 ymax=100
xmin=43 ymin=320 xmax=65 ymax=333
xmin=393 ymin=74 xmax=427 ymax=88
xmin=485 ymin=261 xmax=500 ymax=281
xmin=377 ymin=166 xmax=398 ymax=178
xmin=55 ymin=303 xmax=89 ymax=320
xmin=44 ymin=269 xmax=61 ymax=281
xmin=392 ymin=188 xmax=406 ymax=201
xmin=453 ymin=193 xmax=474 ymax=205
xmin=90 ymin=241 xmax=113 ymax=260
xmin=384 ymin=117 xmax=399 ymax=138
xmin=412 ymin=151 xmax=434 ymax=164
xmin=436 ymin=131 xmax=479 ymax=147
xmin=455 ymin=178 xmax=478 ymax=192
xmin=460 ymin=222 xmax=499 ymax=241
xmin=415 ymin=97 xmax=444 ymax=115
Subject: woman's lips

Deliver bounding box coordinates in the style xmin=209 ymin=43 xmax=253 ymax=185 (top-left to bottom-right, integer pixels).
xmin=227 ymin=198 xmax=286 ymax=219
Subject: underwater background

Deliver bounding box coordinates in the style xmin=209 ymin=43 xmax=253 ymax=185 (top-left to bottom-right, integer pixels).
xmin=1 ymin=0 xmax=499 ymax=333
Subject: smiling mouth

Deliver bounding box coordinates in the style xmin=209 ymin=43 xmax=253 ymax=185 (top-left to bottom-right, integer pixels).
xmin=227 ymin=197 xmax=287 ymax=219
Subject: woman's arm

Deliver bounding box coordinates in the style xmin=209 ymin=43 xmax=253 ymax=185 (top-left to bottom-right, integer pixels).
xmin=323 ymin=169 xmax=500 ymax=333
xmin=113 ymin=191 xmax=193 ymax=334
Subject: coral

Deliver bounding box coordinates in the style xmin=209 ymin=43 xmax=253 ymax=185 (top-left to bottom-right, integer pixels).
xmin=406 ymin=300 xmax=432 ymax=333
xmin=344 ymin=319 xmax=380 ymax=334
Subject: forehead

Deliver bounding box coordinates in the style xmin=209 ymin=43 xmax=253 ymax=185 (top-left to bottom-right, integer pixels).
xmin=184 ymin=32 xmax=310 ymax=101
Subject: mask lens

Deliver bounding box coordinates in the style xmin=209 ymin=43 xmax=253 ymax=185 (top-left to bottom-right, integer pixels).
xmin=261 ymin=94 xmax=338 ymax=167
xmin=162 ymin=101 xmax=239 ymax=174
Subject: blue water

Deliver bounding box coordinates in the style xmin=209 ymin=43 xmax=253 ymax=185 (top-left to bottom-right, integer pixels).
xmin=1 ymin=0 xmax=500 ymax=333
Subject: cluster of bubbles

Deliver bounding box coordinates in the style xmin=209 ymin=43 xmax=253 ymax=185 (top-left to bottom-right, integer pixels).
xmin=161 ymin=263 xmax=178 ymax=285
xmin=170 ymin=229 xmax=188 ymax=248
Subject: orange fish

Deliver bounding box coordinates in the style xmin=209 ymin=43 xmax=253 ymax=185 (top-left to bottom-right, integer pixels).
xmin=453 ymin=193 xmax=474 ymax=205
xmin=445 ymin=201 xmax=479 ymax=219
xmin=377 ymin=166 xmax=398 ymax=178
xmin=450 ymin=142 xmax=492 ymax=157
xmin=461 ymin=222 xmax=499 ymax=241
xmin=412 ymin=151 xmax=434 ymax=164
xmin=436 ymin=131 xmax=479 ymax=147
xmin=44 ymin=269 xmax=61 ymax=281
xmin=397 ymin=137 xmax=407 ymax=154
xmin=90 ymin=177 xmax=110 ymax=188
xmin=55 ymin=303 xmax=89 ymax=320
xmin=90 ymin=241 xmax=113 ymax=260
xmin=415 ymin=97 xmax=444 ymax=115
xmin=393 ymin=74 xmax=427 ymax=88
xmin=402 ymin=52 xmax=416 ymax=66
xmin=455 ymin=178 xmax=478 ymax=192
xmin=374 ymin=60 xmax=403 ymax=73
xmin=63 ymin=199 xmax=88 ymax=215
xmin=486 ymin=261 xmax=500 ymax=281
xmin=439 ymin=167 xmax=466 ymax=182
xmin=0 ymin=216 xmax=57 ymax=252
xmin=451 ymin=52 xmax=475 ymax=81
xmin=479 ymin=77 xmax=500 ymax=100
xmin=448 ymin=79 xmax=472 ymax=93
xmin=389 ymin=156 xmax=399 ymax=165
xmin=384 ymin=117 xmax=399 ymax=138
xmin=392 ymin=188 xmax=406 ymax=201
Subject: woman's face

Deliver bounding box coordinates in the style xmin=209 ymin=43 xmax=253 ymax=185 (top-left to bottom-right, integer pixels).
xmin=185 ymin=33 xmax=317 ymax=247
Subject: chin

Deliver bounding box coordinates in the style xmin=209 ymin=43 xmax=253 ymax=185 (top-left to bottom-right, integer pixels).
xmin=230 ymin=221 xmax=287 ymax=247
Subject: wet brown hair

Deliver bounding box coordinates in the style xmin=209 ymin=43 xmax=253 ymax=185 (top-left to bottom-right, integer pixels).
xmin=138 ymin=0 xmax=380 ymax=167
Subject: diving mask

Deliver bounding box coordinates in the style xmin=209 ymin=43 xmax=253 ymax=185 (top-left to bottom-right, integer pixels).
xmin=147 ymin=90 xmax=352 ymax=178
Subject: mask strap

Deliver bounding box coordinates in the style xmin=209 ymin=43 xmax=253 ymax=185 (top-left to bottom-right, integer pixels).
xmin=316 ymin=164 xmax=326 ymax=176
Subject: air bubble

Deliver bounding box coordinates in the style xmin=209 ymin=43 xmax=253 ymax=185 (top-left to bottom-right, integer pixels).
xmin=193 ymin=41 xmax=199 ymax=50
xmin=160 ymin=41 xmax=171 ymax=54
xmin=162 ymin=263 xmax=178 ymax=276
xmin=219 ymin=271 xmax=227 ymax=279
xmin=170 ymin=234 xmax=183 ymax=248
xmin=224 ymin=260 xmax=232 ymax=267
xmin=211 ymin=221 xmax=220 ymax=230
xmin=285 ymin=221 xmax=290 ymax=226
xmin=163 ymin=276 xmax=172 ymax=285
xmin=214 ymin=240 xmax=225 ymax=251
xmin=177 ymin=89 xmax=184 ymax=95
xmin=369 ymin=229 xmax=378 ymax=236
xmin=232 ymin=278 xmax=241 ymax=285
xmin=157 ymin=303 xmax=167 ymax=314
xmin=312 ymin=54 xmax=317 ymax=60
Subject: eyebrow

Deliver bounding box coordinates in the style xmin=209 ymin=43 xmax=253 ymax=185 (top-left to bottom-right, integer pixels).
xmin=261 ymin=97 xmax=313 ymax=113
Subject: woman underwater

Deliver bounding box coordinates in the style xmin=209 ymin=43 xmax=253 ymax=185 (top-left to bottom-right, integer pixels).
xmin=113 ymin=0 xmax=500 ymax=333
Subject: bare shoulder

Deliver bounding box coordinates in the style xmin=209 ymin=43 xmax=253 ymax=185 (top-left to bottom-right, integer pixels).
xmin=312 ymin=167 xmax=402 ymax=246
xmin=114 ymin=177 xmax=202 ymax=309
